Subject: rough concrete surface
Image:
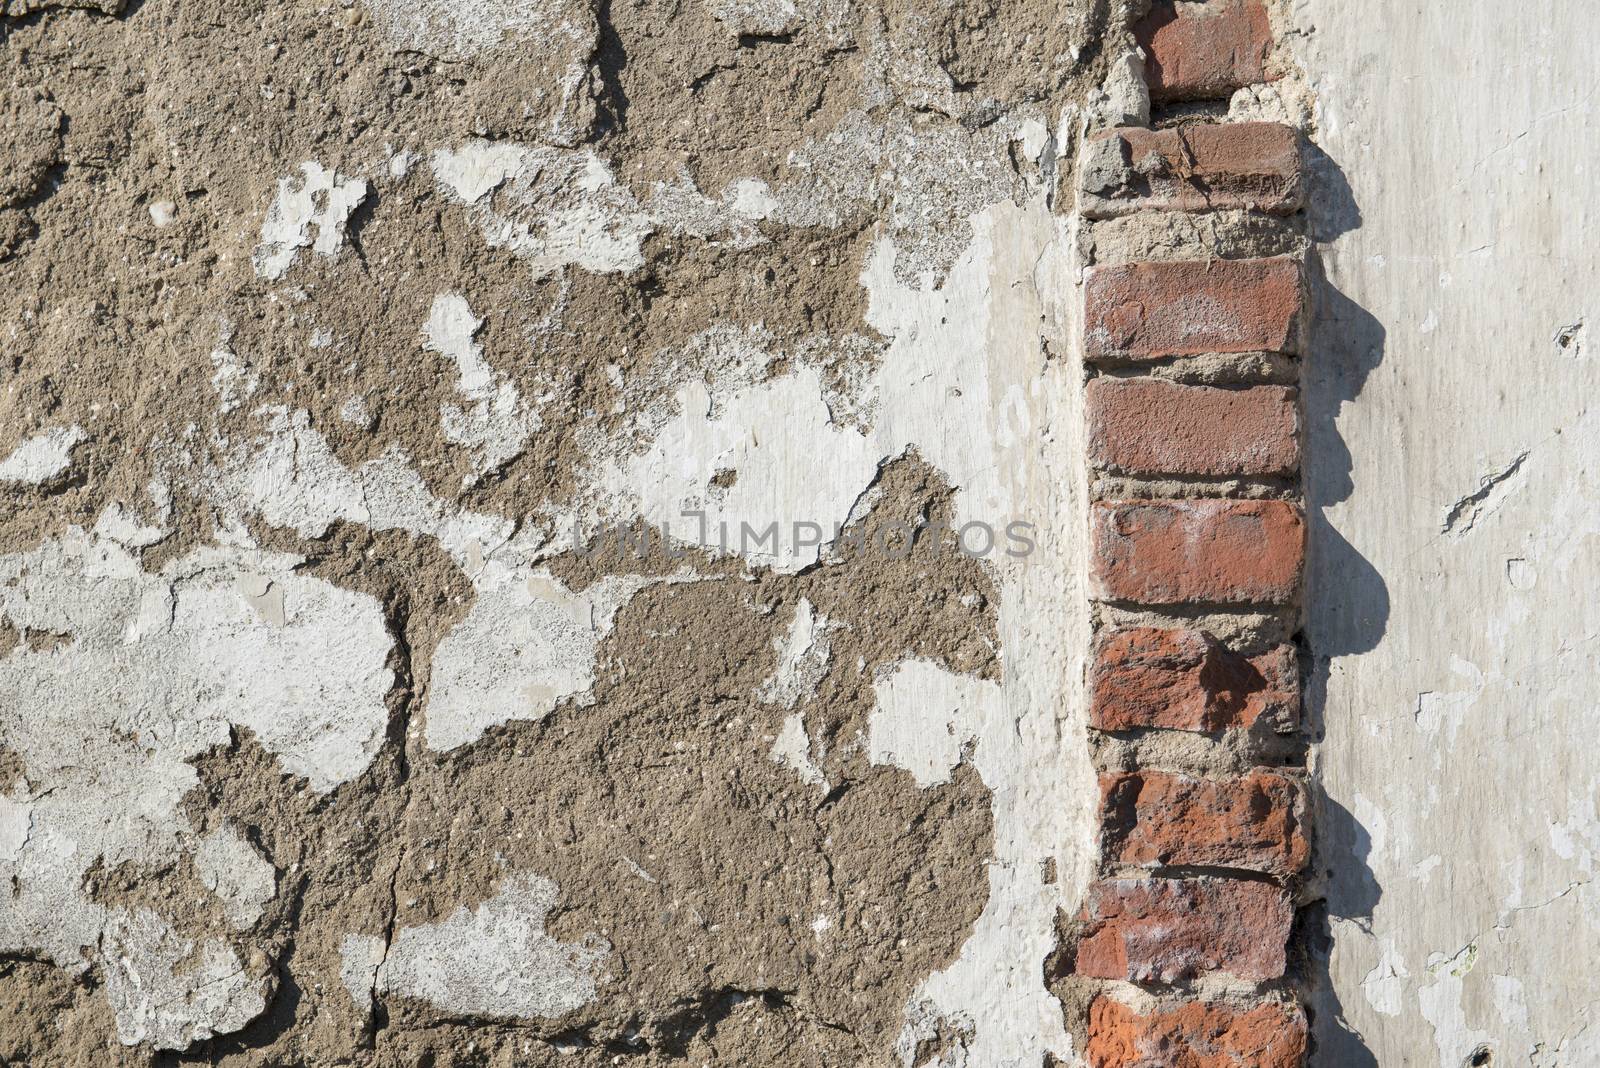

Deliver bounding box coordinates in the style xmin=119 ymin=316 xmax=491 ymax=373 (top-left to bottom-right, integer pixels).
xmin=0 ymin=0 xmax=1116 ymax=1062
xmin=1298 ymin=0 xmax=1600 ymax=1064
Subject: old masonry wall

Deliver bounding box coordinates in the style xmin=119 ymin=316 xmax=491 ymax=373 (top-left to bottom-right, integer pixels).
xmin=9 ymin=0 xmax=1587 ymax=1064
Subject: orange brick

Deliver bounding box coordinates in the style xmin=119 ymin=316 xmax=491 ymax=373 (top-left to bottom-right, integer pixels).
xmin=1135 ymin=0 xmax=1277 ymax=101
xmin=1080 ymin=123 xmax=1302 ymax=218
xmin=1072 ymin=877 xmax=1292 ymax=982
xmin=1087 ymin=996 xmax=1308 ymax=1068
xmin=1090 ymin=499 xmax=1304 ymax=606
xmin=1089 ymin=628 xmax=1299 ymax=733
xmin=1087 ymin=378 xmax=1300 ymax=477
xmin=1085 ymin=257 xmax=1303 ymax=363
xmin=1099 ymin=769 xmax=1310 ymax=878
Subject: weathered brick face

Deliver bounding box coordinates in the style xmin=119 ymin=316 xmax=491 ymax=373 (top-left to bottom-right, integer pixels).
xmin=1089 ymin=627 xmax=1300 ymax=733
xmin=1090 ymin=498 xmax=1305 ymax=606
xmin=1071 ymin=2 xmax=1313 ymax=1060
xmin=1086 ymin=997 xmax=1309 ymax=1068
xmin=1071 ymin=877 xmax=1293 ymax=983
xmin=1134 ymin=0 xmax=1277 ymax=102
xmin=1079 ymin=123 xmax=1304 ymax=217
xmin=1099 ymin=769 xmax=1310 ymax=878
xmin=1084 ymin=257 xmax=1305 ymax=363
xmin=1087 ymin=378 xmax=1300 ymax=477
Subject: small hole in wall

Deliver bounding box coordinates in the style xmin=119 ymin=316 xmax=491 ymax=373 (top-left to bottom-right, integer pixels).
xmin=1466 ymin=1046 xmax=1493 ymax=1066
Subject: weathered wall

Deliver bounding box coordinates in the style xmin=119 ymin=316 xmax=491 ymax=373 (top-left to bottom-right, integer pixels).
xmin=9 ymin=0 xmax=1588 ymax=1062
xmin=1300 ymin=0 xmax=1600 ymax=1064
xmin=0 ymin=0 xmax=1116 ymax=1063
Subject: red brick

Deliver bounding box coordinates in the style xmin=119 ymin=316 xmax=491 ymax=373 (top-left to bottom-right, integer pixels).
xmin=1087 ymin=996 xmax=1308 ymax=1068
xmin=1084 ymin=257 xmax=1303 ymax=363
xmin=1087 ymin=378 xmax=1299 ymax=477
xmin=1080 ymin=123 xmax=1302 ymax=218
xmin=1089 ymin=628 xmax=1299 ymax=733
xmin=1135 ymin=0 xmax=1277 ymax=102
xmin=1071 ymin=877 xmax=1292 ymax=982
xmin=1090 ymin=499 xmax=1304 ymax=606
xmin=1099 ymin=769 xmax=1310 ymax=878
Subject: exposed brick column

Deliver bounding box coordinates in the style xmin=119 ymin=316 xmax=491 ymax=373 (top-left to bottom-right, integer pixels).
xmin=1062 ymin=3 xmax=1314 ymax=1065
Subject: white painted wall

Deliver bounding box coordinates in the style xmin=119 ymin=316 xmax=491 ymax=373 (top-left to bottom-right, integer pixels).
xmin=1299 ymin=2 xmax=1600 ymax=1063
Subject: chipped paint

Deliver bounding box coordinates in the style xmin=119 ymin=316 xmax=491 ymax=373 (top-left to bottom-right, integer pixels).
xmin=2 ymin=0 xmax=1116 ymax=1055
xmin=424 ymin=292 xmax=539 ymax=482
xmin=363 ymin=872 xmax=610 ymax=1019
xmin=758 ymin=597 xmax=833 ymax=709
xmin=424 ymin=563 xmax=655 ymax=751
xmin=0 ymin=425 xmax=84 ymax=483
xmin=253 ymin=163 xmax=368 ymax=281
xmin=0 ymin=527 xmax=390 ymax=1042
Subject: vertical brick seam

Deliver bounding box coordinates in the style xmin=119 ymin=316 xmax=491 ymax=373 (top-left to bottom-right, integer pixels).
xmin=1070 ymin=3 xmax=1313 ymax=1064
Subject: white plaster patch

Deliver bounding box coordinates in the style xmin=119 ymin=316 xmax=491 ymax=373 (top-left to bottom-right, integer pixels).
xmin=0 ymin=792 xmax=31 ymax=862
xmin=708 ymin=0 xmax=799 ymax=36
xmin=339 ymin=394 xmax=373 ymax=428
xmin=339 ymin=932 xmax=386 ymax=1011
xmin=770 ymin=712 xmax=828 ymax=791
xmin=101 ymin=909 xmax=268 ymax=1050
xmin=1413 ymin=657 xmax=1486 ymax=755
xmin=368 ymin=872 xmax=609 ymax=1019
xmin=1418 ymin=943 xmax=1492 ymax=1067
xmin=0 ymin=425 xmax=85 ymax=483
xmin=431 ymin=142 xmax=657 ymax=277
xmin=773 ymin=110 xmax=1029 ymax=285
xmin=209 ymin=321 xmax=260 ymax=415
xmin=94 ymin=491 xmax=170 ymax=549
xmin=861 ymin=205 xmax=1079 ymax=1068
xmin=598 ymin=368 xmax=879 ymax=572
xmin=0 ymin=526 xmax=393 ymax=1045
xmin=193 ymin=828 xmax=277 ymax=930
xmin=206 ymin=406 xmax=514 ymax=568
xmin=253 ymin=163 xmax=369 ymax=281
xmin=431 ymin=142 xmax=784 ymax=280
xmin=424 ymin=562 xmax=653 ymax=751
xmin=362 ymin=0 xmax=589 ymax=61
xmin=423 ymin=292 xmax=539 ymax=482
xmin=1361 ymin=939 xmax=1411 ymax=1017
xmin=758 ymin=597 xmax=833 ymax=708
xmin=869 ymin=659 xmax=991 ymax=788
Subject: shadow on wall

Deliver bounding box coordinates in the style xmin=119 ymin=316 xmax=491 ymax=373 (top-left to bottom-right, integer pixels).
xmin=1301 ymin=139 xmax=1388 ymax=1068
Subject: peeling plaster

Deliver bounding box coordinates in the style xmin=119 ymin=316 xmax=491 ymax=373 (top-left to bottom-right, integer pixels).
xmin=424 ymin=563 xmax=656 ymax=752
xmin=0 ymin=527 xmax=391 ymax=1043
xmin=870 ymin=659 xmax=989 ymax=789
xmin=424 ymin=291 xmax=539 ymax=483
xmin=430 ymin=142 xmax=770 ymax=279
xmin=360 ymin=872 xmax=610 ymax=1020
xmin=8 ymin=20 xmax=1096 ymax=1050
xmin=100 ymin=908 xmax=268 ymax=1050
xmin=769 ymin=712 xmax=829 ymax=791
xmin=0 ymin=425 xmax=84 ymax=483
xmin=253 ymin=163 xmax=368 ymax=281
xmin=597 ymin=368 xmax=880 ymax=572
xmin=205 ymin=406 xmax=513 ymax=568
xmin=758 ymin=597 xmax=833 ymax=709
